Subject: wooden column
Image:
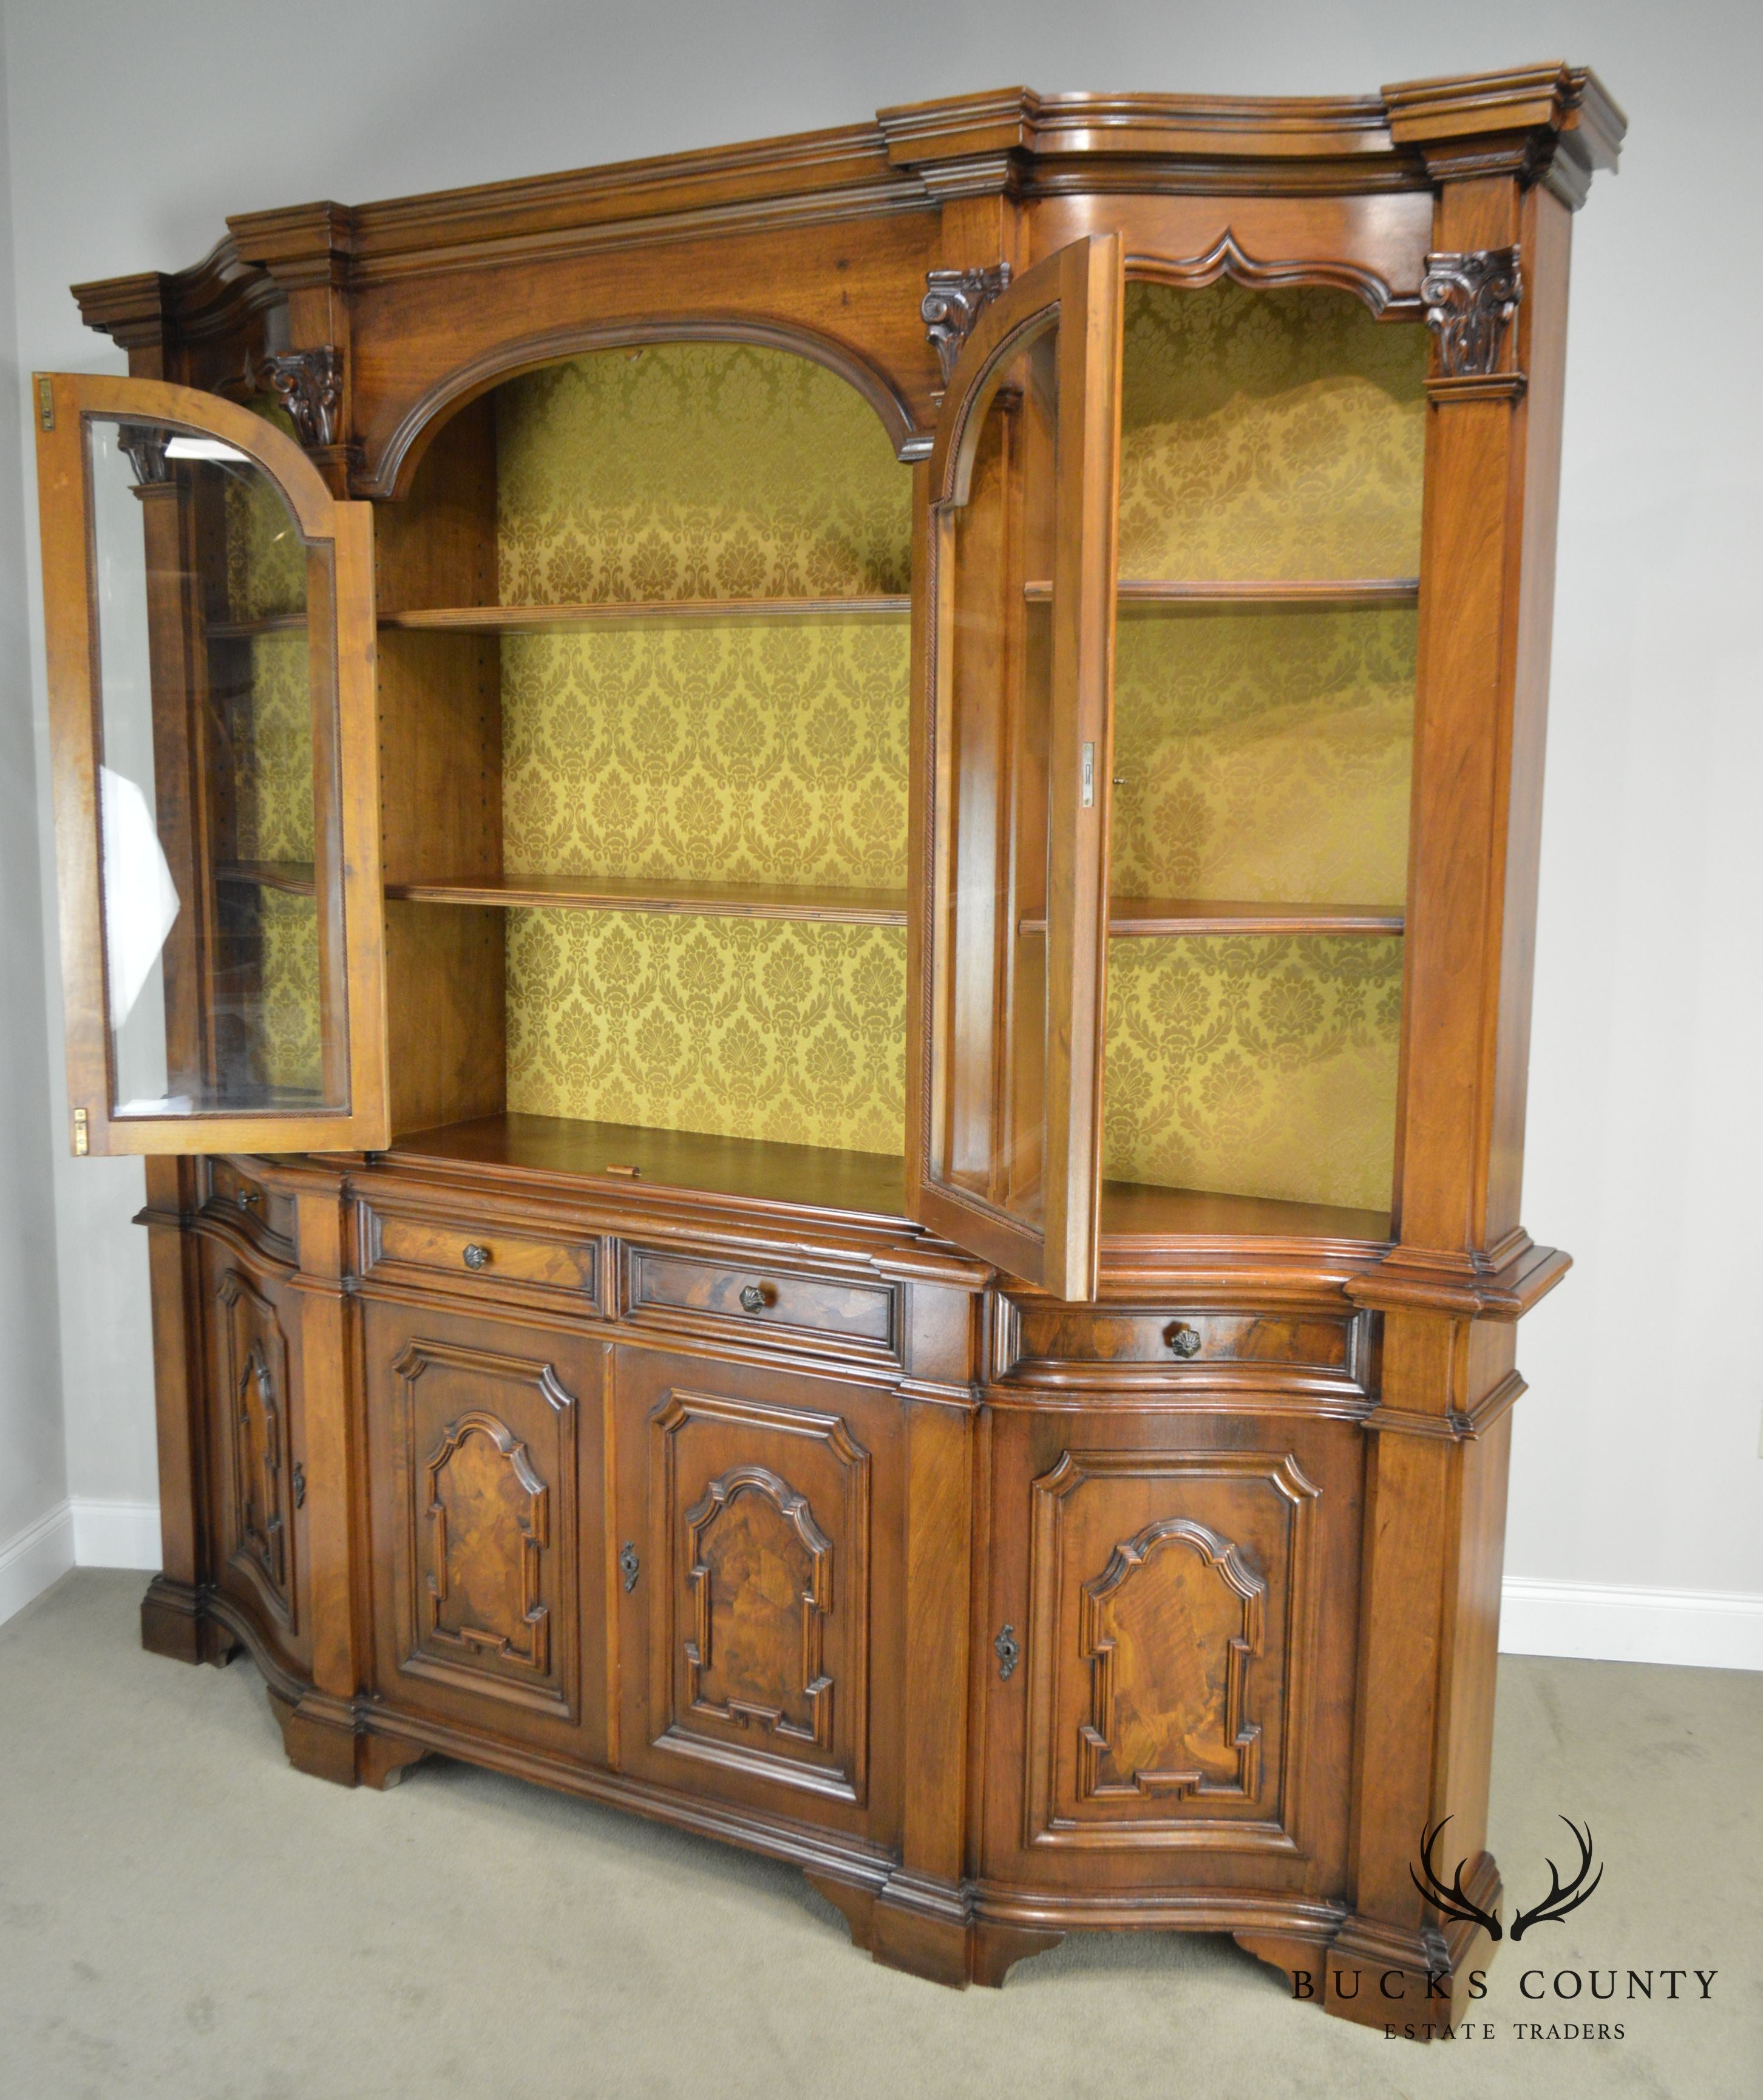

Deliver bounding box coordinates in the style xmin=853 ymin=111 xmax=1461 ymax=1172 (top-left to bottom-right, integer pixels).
xmin=1333 ymin=68 xmax=1620 ymax=2025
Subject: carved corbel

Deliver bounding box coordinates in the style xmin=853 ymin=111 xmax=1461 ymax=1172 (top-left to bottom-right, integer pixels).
xmin=116 ymin=423 xmax=172 ymax=487
xmin=922 ymin=264 xmax=1011 ymax=386
xmin=254 ymin=346 xmax=344 ymax=449
xmin=1421 ymin=248 xmax=1521 ymax=379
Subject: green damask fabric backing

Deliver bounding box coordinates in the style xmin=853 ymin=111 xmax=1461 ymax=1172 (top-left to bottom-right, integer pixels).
xmin=507 ymin=910 xmax=906 ymax=1154
xmin=1110 ymin=607 xmax=1415 ymax=906
xmin=1118 ymin=281 xmax=1426 ymax=582
xmin=1102 ymin=936 xmax=1403 ymax=1211
xmin=498 ymin=344 xmax=913 ymax=1151
xmin=223 ymin=441 xmax=323 ymax=1097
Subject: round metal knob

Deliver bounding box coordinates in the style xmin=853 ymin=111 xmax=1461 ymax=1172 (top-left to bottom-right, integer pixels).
xmin=462 ymin=1243 xmax=491 ymax=1271
xmin=739 ymin=1283 xmax=767 ymax=1314
xmin=1166 ymin=1323 xmax=1202 ymax=1359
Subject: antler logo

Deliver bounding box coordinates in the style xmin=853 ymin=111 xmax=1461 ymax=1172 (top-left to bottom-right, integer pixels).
xmin=1411 ymin=1816 xmax=1604 ymax=1942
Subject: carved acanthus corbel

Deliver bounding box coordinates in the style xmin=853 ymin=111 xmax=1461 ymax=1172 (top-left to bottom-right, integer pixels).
xmin=1421 ymin=248 xmax=1521 ymax=378
xmin=255 ymin=346 xmax=344 ymax=449
xmin=115 ymin=423 xmax=172 ymax=486
xmin=922 ymin=264 xmax=1011 ymax=386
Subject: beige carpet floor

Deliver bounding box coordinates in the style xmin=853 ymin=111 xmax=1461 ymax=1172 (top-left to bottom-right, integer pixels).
xmin=0 ymin=1571 xmax=1758 ymax=2099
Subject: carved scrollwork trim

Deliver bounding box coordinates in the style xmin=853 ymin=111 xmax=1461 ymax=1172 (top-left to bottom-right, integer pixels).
xmin=1421 ymin=247 xmax=1521 ymax=379
xmin=922 ymin=263 xmax=1012 ymax=386
xmin=256 ymin=345 xmax=344 ymax=449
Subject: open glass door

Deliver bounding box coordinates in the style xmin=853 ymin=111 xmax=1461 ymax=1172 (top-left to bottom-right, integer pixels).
xmin=910 ymin=236 xmax=1123 ymax=1302
xmin=36 ymin=374 xmax=386 ymax=1155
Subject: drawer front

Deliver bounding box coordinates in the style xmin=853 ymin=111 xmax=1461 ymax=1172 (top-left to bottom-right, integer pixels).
xmin=622 ymin=1246 xmax=897 ymax=1360
xmin=361 ymin=1205 xmax=599 ymax=1309
xmin=206 ymin=1159 xmax=297 ymax=1260
xmin=1007 ymin=1305 xmax=1357 ymax=1379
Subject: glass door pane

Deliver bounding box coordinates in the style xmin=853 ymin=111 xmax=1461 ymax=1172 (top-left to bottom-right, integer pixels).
xmin=912 ymin=237 xmax=1123 ymax=1301
xmin=36 ymin=375 xmax=386 ymax=1155
xmin=89 ymin=415 xmax=342 ymax=1116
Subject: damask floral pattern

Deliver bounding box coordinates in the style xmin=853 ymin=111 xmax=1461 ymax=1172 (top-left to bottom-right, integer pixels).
xmin=506 ymin=909 xmax=906 ymax=1154
xmin=1117 ymin=282 xmax=1426 ymax=582
xmin=220 ymin=430 xmax=322 ymax=1095
xmin=501 ymin=622 xmax=909 ymax=885
xmin=497 ymin=344 xmax=914 ymax=1141
xmin=495 ymin=345 xmax=911 ymax=602
xmin=1110 ymin=608 xmax=1415 ymax=904
xmin=1102 ymin=936 xmax=1402 ymax=1211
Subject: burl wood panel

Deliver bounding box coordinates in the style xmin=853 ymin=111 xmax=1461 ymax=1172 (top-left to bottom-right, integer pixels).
xmin=616 ymin=1348 xmax=903 ymax=1841
xmin=980 ymin=1406 xmax=1362 ymax=1894
xmin=196 ymin=1232 xmax=311 ymax=1676
xmin=362 ymin=1298 xmax=608 ymax=1748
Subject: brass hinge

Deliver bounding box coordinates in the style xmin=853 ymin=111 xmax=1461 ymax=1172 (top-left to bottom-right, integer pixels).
xmin=72 ymin=1107 xmax=89 ymax=1155
xmin=36 ymin=376 xmax=54 ymax=432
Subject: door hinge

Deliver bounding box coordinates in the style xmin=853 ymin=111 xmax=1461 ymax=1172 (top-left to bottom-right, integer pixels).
xmin=1081 ymin=742 xmax=1095 ymax=808
xmin=36 ymin=376 xmax=54 ymax=432
xmin=72 ymin=1107 xmax=89 ymax=1155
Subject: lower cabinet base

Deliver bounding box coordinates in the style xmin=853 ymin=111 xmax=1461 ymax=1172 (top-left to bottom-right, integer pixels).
xmin=138 ymin=1574 xmax=1497 ymax=2034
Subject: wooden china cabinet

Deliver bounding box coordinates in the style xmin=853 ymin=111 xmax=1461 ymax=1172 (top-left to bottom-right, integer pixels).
xmin=34 ymin=63 xmax=1621 ymax=2029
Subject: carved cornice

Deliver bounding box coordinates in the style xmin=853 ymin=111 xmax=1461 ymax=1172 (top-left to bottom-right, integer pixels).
xmin=1422 ymin=246 xmax=1521 ymax=379
xmin=922 ymin=263 xmax=1011 ymax=385
xmin=73 ymin=237 xmax=284 ymax=355
xmin=1384 ymin=64 xmax=1625 ymax=207
xmin=227 ymin=201 xmax=356 ymax=293
xmin=255 ymin=347 xmax=344 ymax=448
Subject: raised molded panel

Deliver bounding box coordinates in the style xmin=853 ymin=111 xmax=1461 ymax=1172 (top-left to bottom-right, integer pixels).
xmin=216 ymin=1266 xmax=296 ymax=1631
xmin=648 ymin=1387 xmax=869 ymax=1803
xmin=1024 ymin=1448 xmax=1319 ymax=1852
xmin=393 ymin=1337 xmax=579 ymax=1718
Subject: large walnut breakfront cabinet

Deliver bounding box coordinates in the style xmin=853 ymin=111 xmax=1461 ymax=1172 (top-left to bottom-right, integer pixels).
xmin=35 ymin=65 xmax=1620 ymax=2028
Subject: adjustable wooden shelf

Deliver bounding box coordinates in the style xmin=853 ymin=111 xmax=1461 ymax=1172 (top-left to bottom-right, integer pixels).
xmin=33 ymin=62 xmax=1620 ymax=2030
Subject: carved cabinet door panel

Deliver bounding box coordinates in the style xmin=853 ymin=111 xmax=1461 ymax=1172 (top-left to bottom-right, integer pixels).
xmin=613 ymin=1348 xmax=903 ymax=1845
xmin=198 ymin=1230 xmax=311 ymax=1675
xmin=977 ymin=1407 xmax=1364 ymax=1895
xmin=361 ymin=1300 xmax=609 ymax=1762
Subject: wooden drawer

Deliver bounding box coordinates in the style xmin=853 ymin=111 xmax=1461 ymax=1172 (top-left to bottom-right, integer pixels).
xmin=621 ymin=1245 xmax=898 ymax=1362
xmin=359 ymin=1204 xmax=599 ymax=1310
xmin=205 ymin=1158 xmax=297 ymax=1261
xmin=1003 ymin=1303 xmax=1359 ymax=1382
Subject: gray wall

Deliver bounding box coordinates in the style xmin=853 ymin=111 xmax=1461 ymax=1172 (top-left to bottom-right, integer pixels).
xmin=2 ymin=0 xmax=1759 ymax=1619
xmin=0 ymin=17 xmax=67 ymax=1601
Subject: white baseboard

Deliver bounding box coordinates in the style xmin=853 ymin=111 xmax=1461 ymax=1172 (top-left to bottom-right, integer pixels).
xmin=1500 ymin=1576 xmax=1763 ymax=1672
xmin=71 ymin=1498 xmax=163 ymax=1571
xmin=0 ymin=1501 xmax=76 ymax=1628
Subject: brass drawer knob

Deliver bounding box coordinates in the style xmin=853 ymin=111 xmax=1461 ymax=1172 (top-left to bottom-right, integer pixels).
xmin=462 ymin=1243 xmax=492 ymax=1271
xmin=739 ymin=1283 xmax=767 ymax=1313
xmin=1166 ymin=1322 xmax=1202 ymax=1359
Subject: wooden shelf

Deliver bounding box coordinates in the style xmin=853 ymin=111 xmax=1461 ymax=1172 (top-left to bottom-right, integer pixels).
xmin=388 ymin=1114 xmax=911 ymax=1221
xmin=383 ymin=1115 xmax=1391 ymax=1248
xmin=380 ymin=597 xmax=911 ymax=634
xmin=384 ymin=874 xmax=908 ymax=926
xmin=206 ymin=615 xmax=307 ymax=639
xmin=216 ymin=860 xmax=316 ymax=896
xmin=1018 ymin=899 xmax=1405 ymax=937
xmin=1023 ymin=577 xmax=1419 ymax=612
